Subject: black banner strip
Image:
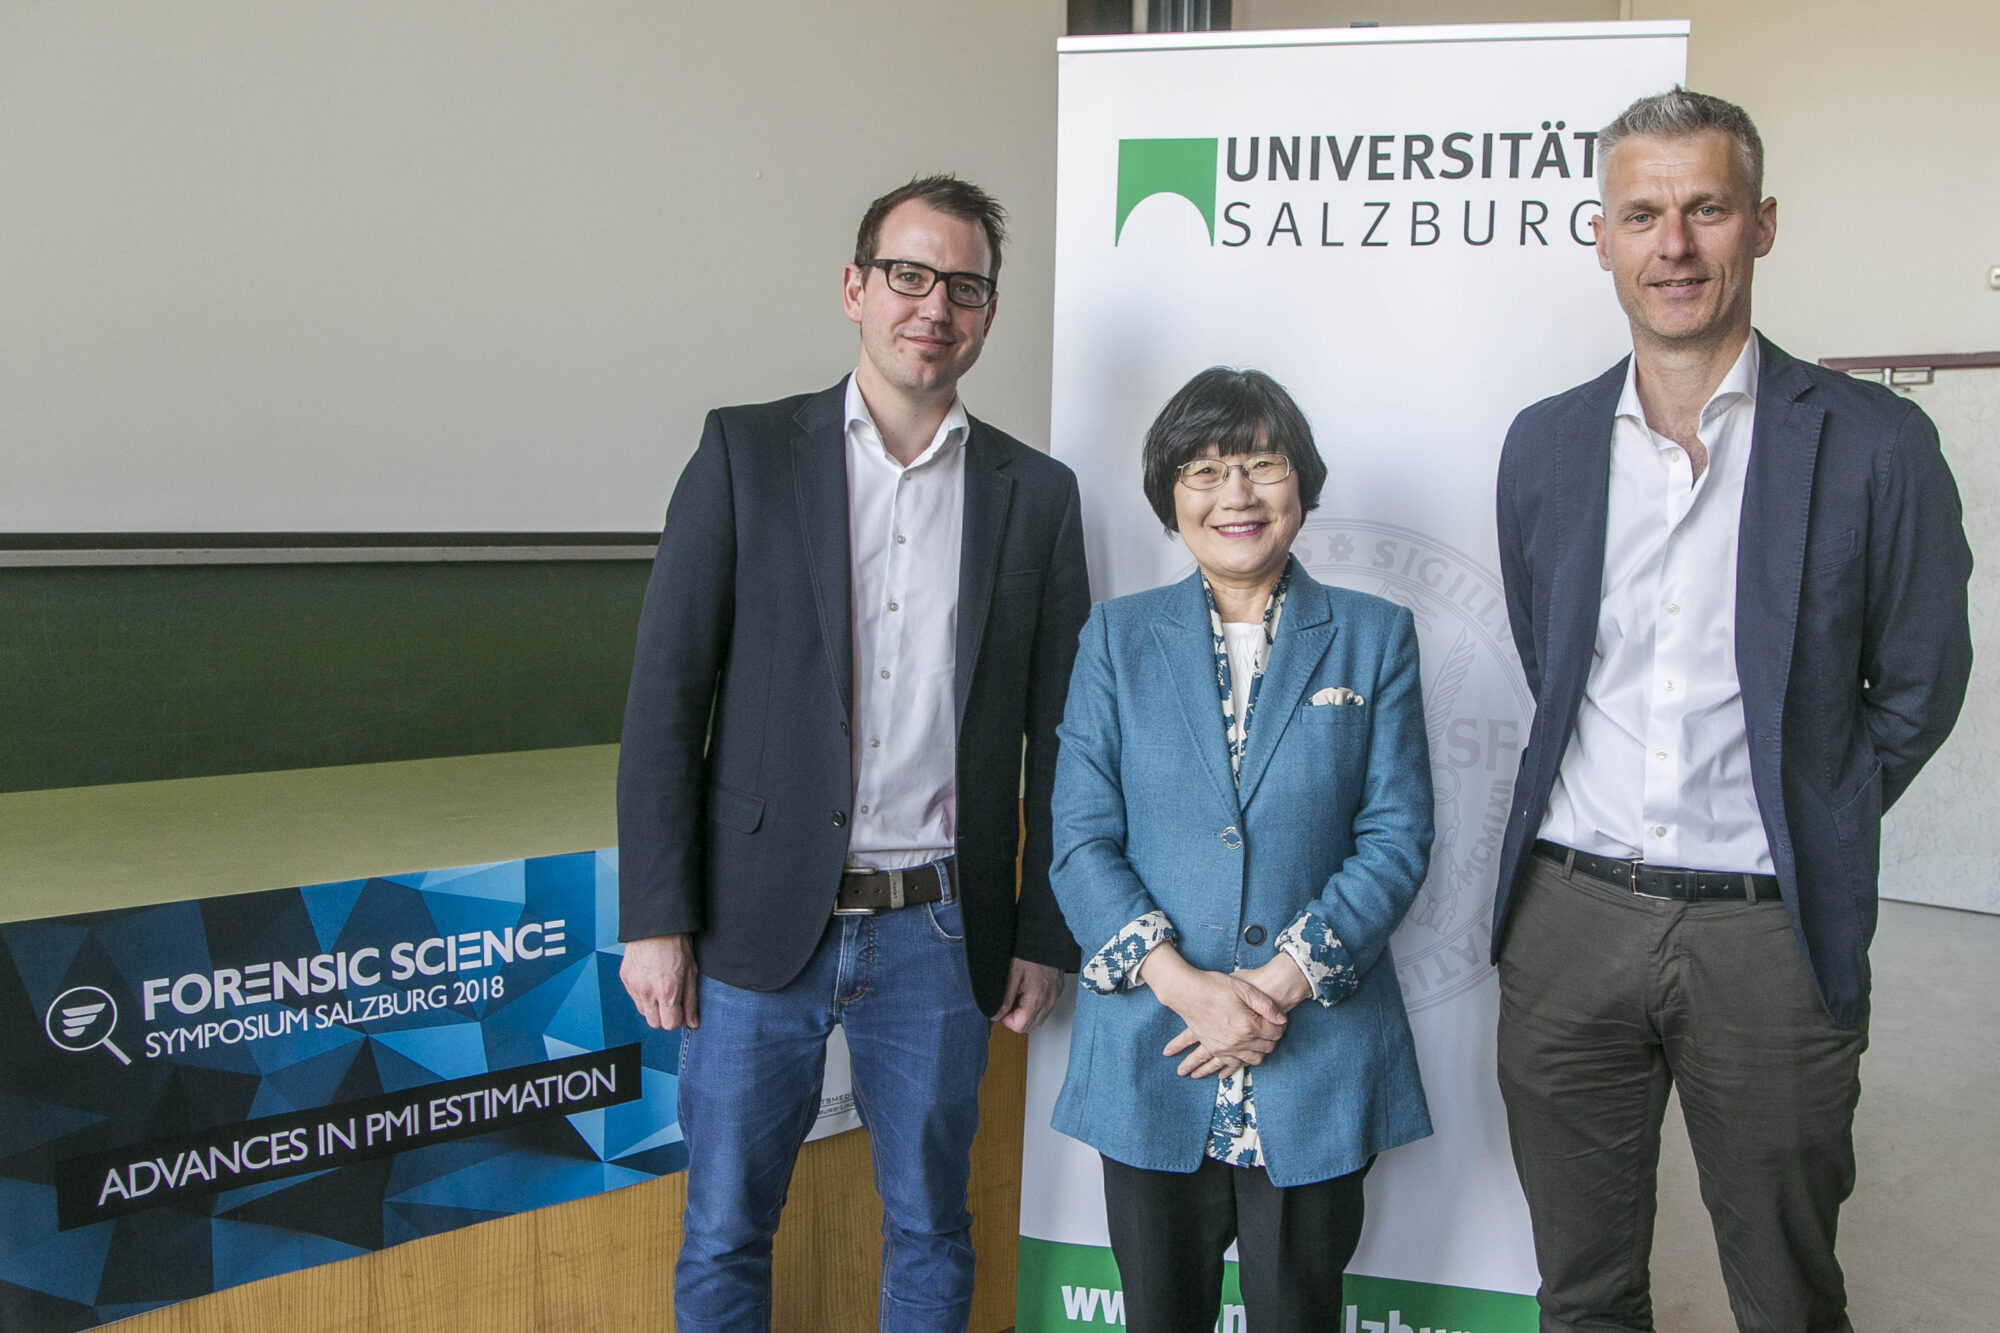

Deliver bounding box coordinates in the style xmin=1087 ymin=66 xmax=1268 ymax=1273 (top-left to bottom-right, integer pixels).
xmin=55 ymin=1044 xmax=641 ymax=1230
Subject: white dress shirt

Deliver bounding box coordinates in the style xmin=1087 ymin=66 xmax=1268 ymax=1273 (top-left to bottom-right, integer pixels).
xmin=843 ymin=374 xmax=967 ymax=870
xmin=1539 ymin=334 xmax=1775 ymax=874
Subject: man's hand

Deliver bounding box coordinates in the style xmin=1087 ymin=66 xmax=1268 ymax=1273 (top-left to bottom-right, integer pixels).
xmin=1143 ymin=945 xmax=1287 ymax=1077
xmin=620 ymin=934 xmax=700 ymax=1031
xmin=995 ymin=958 xmax=1065 ymax=1035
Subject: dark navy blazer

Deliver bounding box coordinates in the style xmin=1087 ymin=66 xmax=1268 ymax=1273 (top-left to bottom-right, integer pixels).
xmin=616 ymin=380 xmax=1091 ymax=1016
xmin=1491 ymin=335 xmax=1973 ymax=1028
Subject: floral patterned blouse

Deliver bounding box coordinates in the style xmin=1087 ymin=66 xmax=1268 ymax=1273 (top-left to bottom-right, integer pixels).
xmin=1078 ymin=569 xmax=1356 ymax=1168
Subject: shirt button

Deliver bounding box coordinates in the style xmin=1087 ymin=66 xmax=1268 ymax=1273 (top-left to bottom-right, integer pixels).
xmin=870 ymin=739 xmax=881 ymax=749
xmin=859 ymin=804 xmax=869 ymax=815
xmin=895 ymin=534 xmax=907 ymax=545
xmin=1653 ymin=825 xmax=1667 ymax=838
xmin=880 ymin=669 xmax=891 ymax=680
xmin=832 ymin=811 xmax=846 ymax=828
xmin=1655 ymin=749 xmax=1668 ymax=761
xmin=887 ymin=601 xmax=899 ymax=612
xmin=1666 ymin=603 xmax=1681 ymax=616
xmin=1663 ymin=679 xmax=1676 ymax=693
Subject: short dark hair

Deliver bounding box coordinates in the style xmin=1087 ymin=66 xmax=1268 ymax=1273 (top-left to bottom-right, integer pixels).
xmin=1599 ymin=86 xmax=1765 ymax=198
xmin=854 ymin=175 xmax=1009 ymax=280
xmin=1140 ymin=367 xmax=1328 ymax=533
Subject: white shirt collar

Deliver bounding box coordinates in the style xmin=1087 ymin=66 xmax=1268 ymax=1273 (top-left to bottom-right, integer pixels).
xmin=1615 ymin=331 xmax=1762 ymax=428
xmin=843 ymin=373 xmax=969 ymax=469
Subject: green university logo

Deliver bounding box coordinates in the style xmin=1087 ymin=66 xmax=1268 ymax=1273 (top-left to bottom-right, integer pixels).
xmin=1115 ymin=138 xmax=1218 ymax=244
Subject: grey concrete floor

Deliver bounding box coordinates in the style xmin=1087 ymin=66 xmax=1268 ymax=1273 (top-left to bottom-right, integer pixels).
xmin=1649 ymin=898 xmax=2000 ymax=1330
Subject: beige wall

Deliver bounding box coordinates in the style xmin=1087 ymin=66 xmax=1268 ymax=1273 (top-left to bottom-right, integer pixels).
xmin=1234 ymin=0 xmax=2000 ymax=363
xmin=1631 ymin=0 xmax=1999 ymax=362
xmin=0 ymin=1 xmax=1065 ymax=532
xmin=9 ymin=0 xmax=1986 ymax=533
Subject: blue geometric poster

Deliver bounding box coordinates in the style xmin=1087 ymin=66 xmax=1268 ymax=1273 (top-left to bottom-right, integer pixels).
xmin=0 ymin=850 xmax=684 ymax=1332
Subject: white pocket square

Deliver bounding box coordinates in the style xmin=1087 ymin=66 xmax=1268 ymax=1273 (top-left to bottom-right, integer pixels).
xmin=1309 ymin=686 xmax=1365 ymax=706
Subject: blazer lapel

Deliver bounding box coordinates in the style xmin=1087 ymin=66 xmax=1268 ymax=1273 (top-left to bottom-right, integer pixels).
xmin=1235 ymin=568 xmax=1335 ymax=808
xmin=1153 ymin=573 xmax=1240 ymax=815
xmin=1735 ymin=337 xmax=1823 ymax=738
xmin=955 ymin=419 xmax=1015 ymax=728
xmin=1542 ymin=359 xmax=1623 ymax=730
xmin=791 ymin=384 xmax=854 ymax=722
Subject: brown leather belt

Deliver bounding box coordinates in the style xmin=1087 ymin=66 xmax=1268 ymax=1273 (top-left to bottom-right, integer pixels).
xmin=834 ymin=858 xmax=953 ymax=914
xmin=1535 ymin=840 xmax=1780 ymax=904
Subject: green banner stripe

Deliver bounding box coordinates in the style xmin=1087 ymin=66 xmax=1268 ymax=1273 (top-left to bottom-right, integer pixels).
xmin=1017 ymin=1235 xmax=1538 ymax=1332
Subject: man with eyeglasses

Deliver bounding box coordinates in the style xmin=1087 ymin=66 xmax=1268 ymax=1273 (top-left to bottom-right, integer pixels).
xmin=617 ymin=174 xmax=1091 ymax=1332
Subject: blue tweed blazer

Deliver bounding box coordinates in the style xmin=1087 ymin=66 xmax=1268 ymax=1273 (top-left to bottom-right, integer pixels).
xmin=1049 ymin=561 xmax=1435 ymax=1187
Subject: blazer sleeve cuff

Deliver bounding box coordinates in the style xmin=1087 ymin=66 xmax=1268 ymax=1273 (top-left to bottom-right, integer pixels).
xmin=1274 ymin=911 xmax=1360 ymax=1007
xmin=1080 ymin=910 xmax=1177 ymax=994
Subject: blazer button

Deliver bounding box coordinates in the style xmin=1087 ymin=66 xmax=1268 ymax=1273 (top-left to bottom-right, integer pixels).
xmin=1243 ymin=924 xmax=1266 ymax=946
xmin=1219 ymin=826 xmax=1243 ymax=850
xmin=832 ymin=811 xmax=846 ymax=828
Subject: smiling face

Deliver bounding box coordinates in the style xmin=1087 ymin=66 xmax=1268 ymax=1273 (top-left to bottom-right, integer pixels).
xmin=1593 ymin=129 xmax=1776 ymax=356
xmin=842 ymin=200 xmax=996 ymax=408
xmin=1173 ymin=446 xmax=1304 ymax=605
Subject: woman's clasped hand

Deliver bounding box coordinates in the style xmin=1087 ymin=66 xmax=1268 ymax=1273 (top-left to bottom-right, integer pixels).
xmin=1142 ymin=943 xmax=1308 ymax=1078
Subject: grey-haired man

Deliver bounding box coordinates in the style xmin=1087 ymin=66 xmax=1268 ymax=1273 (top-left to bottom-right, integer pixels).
xmin=1491 ymin=89 xmax=1971 ymax=1331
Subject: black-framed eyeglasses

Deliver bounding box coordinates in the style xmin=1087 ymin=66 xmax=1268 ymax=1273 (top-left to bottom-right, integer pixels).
xmin=1176 ymin=454 xmax=1294 ymax=489
xmin=860 ymin=259 xmax=997 ymax=309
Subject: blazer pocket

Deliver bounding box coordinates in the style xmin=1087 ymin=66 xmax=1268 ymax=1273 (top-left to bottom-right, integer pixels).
xmin=1298 ymin=702 xmax=1370 ymax=726
xmin=706 ymin=784 xmax=765 ymax=834
xmin=993 ymin=568 xmax=1044 ymax=596
xmin=1804 ymin=527 xmax=1859 ymax=572
xmin=1829 ymin=758 xmax=1883 ymax=835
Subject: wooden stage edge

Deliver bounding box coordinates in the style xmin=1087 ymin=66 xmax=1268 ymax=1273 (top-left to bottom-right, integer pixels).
xmin=123 ymin=1024 xmax=1030 ymax=1332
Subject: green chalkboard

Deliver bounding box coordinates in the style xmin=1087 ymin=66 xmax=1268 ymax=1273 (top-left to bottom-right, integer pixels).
xmin=0 ymin=560 xmax=652 ymax=793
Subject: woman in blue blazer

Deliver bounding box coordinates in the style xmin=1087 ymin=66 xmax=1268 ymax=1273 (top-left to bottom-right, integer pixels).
xmin=1051 ymin=368 xmax=1435 ymax=1332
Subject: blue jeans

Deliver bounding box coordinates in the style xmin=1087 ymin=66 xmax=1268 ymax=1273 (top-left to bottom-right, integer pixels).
xmin=673 ymin=889 xmax=992 ymax=1333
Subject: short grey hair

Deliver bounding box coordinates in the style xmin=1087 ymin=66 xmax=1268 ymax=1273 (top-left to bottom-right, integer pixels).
xmin=1598 ymin=86 xmax=1765 ymax=198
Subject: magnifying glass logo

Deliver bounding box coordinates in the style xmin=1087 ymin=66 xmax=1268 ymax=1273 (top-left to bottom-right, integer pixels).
xmin=45 ymin=986 xmax=133 ymax=1066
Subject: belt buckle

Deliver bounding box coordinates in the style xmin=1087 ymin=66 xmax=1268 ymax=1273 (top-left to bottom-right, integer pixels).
xmin=1637 ymin=863 xmax=1698 ymax=902
xmin=887 ymin=868 xmax=906 ymax=910
xmin=834 ymin=867 xmax=880 ymax=916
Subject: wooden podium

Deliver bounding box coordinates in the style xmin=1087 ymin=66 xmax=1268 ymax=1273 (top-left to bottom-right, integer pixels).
xmin=0 ymin=746 xmax=1026 ymax=1331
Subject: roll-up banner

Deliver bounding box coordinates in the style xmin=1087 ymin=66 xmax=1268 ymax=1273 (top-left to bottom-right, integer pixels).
xmin=0 ymin=850 xmax=859 ymax=1331
xmin=1022 ymin=23 xmax=1687 ymax=1331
